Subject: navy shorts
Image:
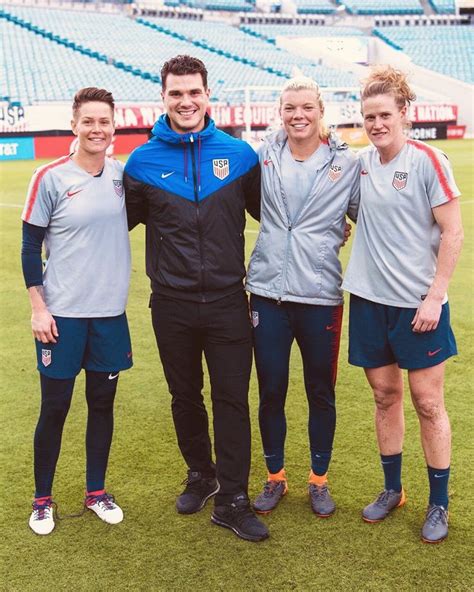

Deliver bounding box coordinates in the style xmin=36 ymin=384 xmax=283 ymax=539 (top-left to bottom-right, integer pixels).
xmin=348 ymin=295 xmax=457 ymax=370
xmin=35 ymin=313 xmax=133 ymax=379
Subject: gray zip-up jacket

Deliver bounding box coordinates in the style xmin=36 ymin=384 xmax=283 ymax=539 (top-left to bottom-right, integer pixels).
xmin=246 ymin=129 xmax=360 ymax=305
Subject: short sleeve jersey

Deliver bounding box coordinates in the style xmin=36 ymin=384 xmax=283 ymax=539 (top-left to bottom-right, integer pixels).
xmin=342 ymin=139 xmax=460 ymax=308
xmin=22 ymin=156 xmax=131 ymax=317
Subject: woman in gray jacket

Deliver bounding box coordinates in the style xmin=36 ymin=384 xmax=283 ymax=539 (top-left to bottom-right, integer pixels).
xmin=246 ymin=77 xmax=359 ymax=516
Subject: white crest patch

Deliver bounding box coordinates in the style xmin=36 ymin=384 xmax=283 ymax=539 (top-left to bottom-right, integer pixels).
xmin=251 ymin=311 xmax=259 ymax=328
xmin=213 ymin=159 xmax=230 ymax=180
xmin=42 ymin=349 xmax=52 ymax=367
xmin=392 ymin=171 xmax=408 ymax=191
xmin=113 ymin=179 xmax=123 ymax=197
xmin=328 ymin=164 xmax=342 ymax=182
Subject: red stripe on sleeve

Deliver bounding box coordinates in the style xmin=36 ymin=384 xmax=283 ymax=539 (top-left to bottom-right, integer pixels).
xmin=407 ymin=139 xmax=455 ymax=201
xmin=23 ymin=156 xmax=70 ymax=222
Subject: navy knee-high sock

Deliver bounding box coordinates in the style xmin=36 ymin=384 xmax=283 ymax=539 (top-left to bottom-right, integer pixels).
xmin=34 ymin=374 xmax=75 ymax=498
xmin=427 ymin=465 xmax=450 ymax=508
xmin=85 ymin=370 xmax=118 ymax=493
xmin=381 ymin=452 xmax=402 ymax=492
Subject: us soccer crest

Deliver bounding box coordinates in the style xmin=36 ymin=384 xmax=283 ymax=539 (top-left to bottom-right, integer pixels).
xmin=42 ymin=349 xmax=51 ymax=367
xmin=328 ymin=164 xmax=342 ymax=182
xmin=113 ymin=179 xmax=123 ymax=197
xmin=251 ymin=311 xmax=259 ymax=328
xmin=392 ymin=171 xmax=408 ymax=191
xmin=213 ymin=159 xmax=230 ymax=180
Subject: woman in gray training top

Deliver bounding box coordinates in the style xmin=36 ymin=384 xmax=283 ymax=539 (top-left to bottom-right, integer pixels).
xmin=342 ymin=66 xmax=463 ymax=544
xmin=246 ymin=77 xmax=359 ymax=517
xmin=21 ymin=88 xmax=132 ymax=536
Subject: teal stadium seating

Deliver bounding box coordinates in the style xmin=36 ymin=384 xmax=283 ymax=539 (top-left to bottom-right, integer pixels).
xmin=374 ymin=26 xmax=473 ymax=83
xmin=341 ymin=0 xmax=423 ymax=15
xmin=0 ymin=5 xmax=471 ymax=107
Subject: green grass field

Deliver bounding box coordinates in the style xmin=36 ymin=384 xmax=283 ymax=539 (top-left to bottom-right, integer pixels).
xmin=0 ymin=140 xmax=473 ymax=591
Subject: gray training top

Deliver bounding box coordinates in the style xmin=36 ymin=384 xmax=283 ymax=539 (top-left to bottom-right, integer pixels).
xmin=22 ymin=156 xmax=131 ymax=317
xmin=342 ymin=139 xmax=460 ymax=308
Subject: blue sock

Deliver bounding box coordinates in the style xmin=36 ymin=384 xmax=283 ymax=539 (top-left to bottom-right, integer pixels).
xmin=427 ymin=465 xmax=450 ymax=508
xmin=380 ymin=453 xmax=402 ymax=492
xmin=311 ymin=450 xmax=332 ymax=476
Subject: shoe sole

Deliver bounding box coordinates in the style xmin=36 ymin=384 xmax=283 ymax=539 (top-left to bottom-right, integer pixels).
xmin=176 ymin=482 xmax=220 ymax=515
xmin=312 ymin=508 xmax=335 ymax=518
xmin=421 ymin=534 xmax=448 ymax=544
xmin=362 ymin=491 xmax=407 ymax=524
xmin=253 ymin=487 xmax=288 ymax=515
xmin=87 ymin=506 xmax=124 ymax=525
xmin=210 ymin=514 xmax=269 ymax=542
xmin=29 ymin=523 xmax=55 ymax=535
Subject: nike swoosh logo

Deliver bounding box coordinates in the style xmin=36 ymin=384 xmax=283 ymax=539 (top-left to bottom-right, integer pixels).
xmin=161 ymin=171 xmax=175 ymax=179
xmin=67 ymin=189 xmax=83 ymax=197
xmin=434 ymin=473 xmax=448 ymax=478
xmin=108 ymin=373 xmax=119 ymax=380
xmin=326 ymin=325 xmax=335 ymax=331
xmin=428 ymin=348 xmax=442 ymax=357
xmin=381 ymin=461 xmax=393 ymax=465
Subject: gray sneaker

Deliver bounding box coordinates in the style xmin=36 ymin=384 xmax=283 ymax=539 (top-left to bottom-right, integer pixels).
xmin=309 ymin=483 xmax=335 ymax=517
xmin=253 ymin=476 xmax=288 ymax=514
xmin=362 ymin=488 xmax=406 ymax=523
xmin=421 ymin=504 xmax=448 ymax=543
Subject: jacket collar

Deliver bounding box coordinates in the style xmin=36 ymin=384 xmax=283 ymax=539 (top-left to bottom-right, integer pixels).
xmin=151 ymin=113 xmax=216 ymax=144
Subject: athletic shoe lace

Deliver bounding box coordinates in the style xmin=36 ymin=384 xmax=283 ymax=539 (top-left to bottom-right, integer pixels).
xmin=32 ymin=500 xmax=53 ymax=520
xmin=229 ymin=500 xmax=254 ymax=525
xmin=425 ymin=505 xmax=447 ymax=526
xmin=181 ymin=472 xmax=213 ymax=495
xmin=309 ymin=484 xmax=328 ymax=499
xmin=90 ymin=493 xmax=116 ymax=510
xmin=262 ymin=480 xmax=283 ymax=498
xmin=375 ymin=490 xmax=394 ymax=507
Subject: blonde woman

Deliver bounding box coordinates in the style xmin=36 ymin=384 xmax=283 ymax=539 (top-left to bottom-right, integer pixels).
xmin=343 ymin=66 xmax=463 ymax=543
xmin=246 ymin=77 xmax=360 ymax=517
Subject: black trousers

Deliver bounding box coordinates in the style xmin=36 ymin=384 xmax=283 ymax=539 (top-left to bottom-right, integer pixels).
xmin=151 ymin=290 xmax=252 ymax=504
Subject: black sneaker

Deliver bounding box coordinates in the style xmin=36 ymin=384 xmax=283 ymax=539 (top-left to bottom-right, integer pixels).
xmin=176 ymin=470 xmax=220 ymax=514
xmin=211 ymin=493 xmax=270 ymax=542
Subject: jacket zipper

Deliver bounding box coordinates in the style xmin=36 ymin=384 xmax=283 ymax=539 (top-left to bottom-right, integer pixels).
xmin=277 ymin=222 xmax=292 ymax=304
xmin=189 ymin=135 xmax=205 ymax=302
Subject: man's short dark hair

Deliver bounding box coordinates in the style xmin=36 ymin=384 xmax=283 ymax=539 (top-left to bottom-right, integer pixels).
xmin=72 ymin=87 xmax=115 ymax=118
xmin=161 ymin=55 xmax=208 ymax=90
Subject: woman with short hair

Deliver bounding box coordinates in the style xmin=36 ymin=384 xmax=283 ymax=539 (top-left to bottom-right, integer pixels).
xmin=22 ymin=87 xmax=132 ymax=535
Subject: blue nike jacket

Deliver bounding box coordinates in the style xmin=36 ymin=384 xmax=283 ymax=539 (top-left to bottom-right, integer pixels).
xmin=124 ymin=114 xmax=261 ymax=302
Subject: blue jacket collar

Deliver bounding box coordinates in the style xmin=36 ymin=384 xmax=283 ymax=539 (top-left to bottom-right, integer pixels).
xmin=151 ymin=113 xmax=216 ymax=144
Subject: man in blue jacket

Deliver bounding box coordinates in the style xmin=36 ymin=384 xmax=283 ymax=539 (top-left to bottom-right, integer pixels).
xmin=124 ymin=55 xmax=268 ymax=542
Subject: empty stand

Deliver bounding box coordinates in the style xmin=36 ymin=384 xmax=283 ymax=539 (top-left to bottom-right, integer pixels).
xmin=374 ymin=25 xmax=473 ymax=83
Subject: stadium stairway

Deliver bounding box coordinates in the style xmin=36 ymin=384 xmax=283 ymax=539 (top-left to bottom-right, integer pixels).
xmin=0 ymin=8 xmax=162 ymax=86
xmin=136 ymin=17 xmax=289 ymax=78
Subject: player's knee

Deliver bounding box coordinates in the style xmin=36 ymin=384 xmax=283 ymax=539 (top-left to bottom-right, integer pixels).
xmin=40 ymin=399 xmax=71 ymax=425
xmin=372 ymin=386 xmax=402 ymax=411
xmin=413 ymin=397 xmax=445 ymax=422
xmin=86 ymin=371 xmax=117 ymax=410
